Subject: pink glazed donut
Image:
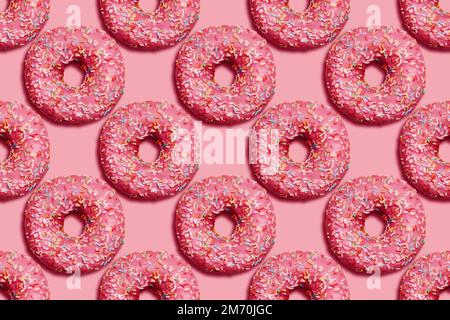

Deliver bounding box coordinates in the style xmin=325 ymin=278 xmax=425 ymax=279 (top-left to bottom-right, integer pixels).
xmin=99 ymin=0 xmax=200 ymax=49
xmin=99 ymin=251 xmax=200 ymax=300
xmin=0 ymin=0 xmax=49 ymax=50
xmin=249 ymin=0 xmax=350 ymax=49
xmin=175 ymin=25 xmax=276 ymax=125
xmin=99 ymin=101 xmax=199 ymax=200
xmin=250 ymin=101 xmax=350 ymax=200
xmin=24 ymin=26 xmax=125 ymax=125
xmin=400 ymin=102 xmax=450 ymax=199
xmin=24 ymin=175 xmax=125 ymax=274
xmin=175 ymin=175 xmax=276 ymax=273
xmin=0 ymin=101 xmax=50 ymax=200
xmin=400 ymin=251 xmax=450 ymax=300
xmin=400 ymin=0 xmax=450 ymax=48
xmin=325 ymin=26 xmax=426 ymax=124
xmin=325 ymin=175 xmax=426 ymax=274
xmin=0 ymin=251 xmax=50 ymax=300
xmin=249 ymin=251 xmax=350 ymax=300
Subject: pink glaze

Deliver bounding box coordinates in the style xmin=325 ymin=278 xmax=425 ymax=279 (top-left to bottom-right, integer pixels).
xmin=250 ymin=101 xmax=350 ymax=200
xmin=175 ymin=175 xmax=276 ymax=273
xmin=24 ymin=175 xmax=125 ymax=274
xmin=325 ymin=26 xmax=426 ymax=124
xmin=99 ymin=0 xmax=200 ymax=49
xmin=99 ymin=101 xmax=199 ymax=200
xmin=99 ymin=251 xmax=200 ymax=300
xmin=400 ymin=102 xmax=450 ymax=199
xmin=400 ymin=0 xmax=450 ymax=48
xmin=0 ymin=0 xmax=49 ymax=50
xmin=24 ymin=26 xmax=125 ymax=124
xmin=175 ymin=25 xmax=276 ymax=125
xmin=0 ymin=101 xmax=50 ymax=200
xmin=325 ymin=175 xmax=426 ymax=274
xmin=400 ymin=251 xmax=450 ymax=300
xmin=0 ymin=251 xmax=49 ymax=300
xmin=249 ymin=0 xmax=350 ymax=49
xmin=249 ymin=251 xmax=350 ymax=300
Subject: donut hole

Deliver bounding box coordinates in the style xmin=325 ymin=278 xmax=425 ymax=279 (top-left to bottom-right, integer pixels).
xmin=214 ymin=62 xmax=237 ymax=87
xmin=364 ymin=210 xmax=386 ymax=238
xmin=63 ymin=209 xmax=85 ymax=237
xmin=364 ymin=62 xmax=387 ymax=88
xmin=288 ymin=0 xmax=309 ymax=12
xmin=138 ymin=0 xmax=159 ymax=13
xmin=439 ymin=139 xmax=450 ymax=162
xmin=63 ymin=61 xmax=85 ymax=88
xmin=139 ymin=137 xmax=160 ymax=163
xmin=214 ymin=210 xmax=236 ymax=238
xmin=0 ymin=139 xmax=10 ymax=162
xmin=139 ymin=287 xmax=160 ymax=300
xmin=289 ymin=288 xmax=310 ymax=300
xmin=288 ymin=137 xmax=310 ymax=163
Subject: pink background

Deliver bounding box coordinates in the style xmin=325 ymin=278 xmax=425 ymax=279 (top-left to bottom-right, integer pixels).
xmin=0 ymin=0 xmax=449 ymax=300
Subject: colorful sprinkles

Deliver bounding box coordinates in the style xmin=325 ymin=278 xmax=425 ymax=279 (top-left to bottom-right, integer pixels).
xmin=0 ymin=251 xmax=49 ymax=300
xmin=99 ymin=0 xmax=200 ymax=49
xmin=175 ymin=25 xmax=276 ymax=125
xmin=249 ymin=251 xmax=350 ymax=300
xmin=99 ymin=251 xmax=200 ymax=300
xmin=400 ymin=0 xmax=450 ymax=48
xmin=24 ymin=175 xmax=125 ymax=274
xmin=250 ymin=101 xmax=350 ymax=200
xmin=249 ymin=0 xmax=350 ymax=49
xmin=24 ymin=26 xmax=125 ymax=124
xmin=400 ymin=251 xmax=450 ymax=300
xmin=175 ymin=175 xmax=276 ymax=274
xmin=0 ymin=0 xmax=49 ymax=50
xmin=325 ymin=26 xmax=426 ymax=124
xmin=99 ymin=101 xmax=199 ymax=200
xmin=400 ymin=102 xmax=450 ymax=199
xmin=0 ymin=101 xmax=50 ymax=200
xmin=325 ymin=175 xmax=426 ymax=274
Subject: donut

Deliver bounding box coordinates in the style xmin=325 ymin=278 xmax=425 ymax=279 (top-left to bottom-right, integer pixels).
xmin=0 ymin=251 xmax=49 ymax=300
xmin=24 ymin=175 xmax=125 ymax=273
xmin=400 ymin=251 xmax=450 ymax=300
xmin=99 ymin=101 xmax=199 ymax=200
xmin=399 ymin=102 xmax=450 ymax=199
xmin=175 ymin=25 xmax=276 ymax=125
xmin=325 ymin=26 xmax=426 ymax=125
xmin=24 ymin=26 xmax=125 ymax=125
xmin=99 ymin=0 xmax=200 ymax=50
xmin=249 ymin=251 xmax=350 ymax=300
xmin=0 ymin=101 xmax=50 ymax=200
xmin=325 ymin=175 xmax=426 ymax=274
xmin=175 ymin=175 xmax=276 ymax=273
xmin=400 ymin=0 xmax=450 ymax=49
xmin=250 ymin=101 xmax=350 ymax=200
xmin=0 ymin=0 xmax=49 ymax=50
xmin=249 ymin=0 xmax=350 ymax=49
xmin=99 ymin=251 xmax=200 ymax=300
